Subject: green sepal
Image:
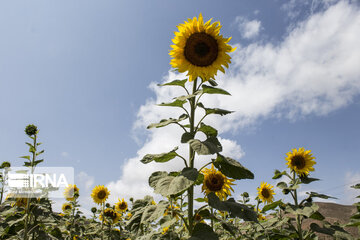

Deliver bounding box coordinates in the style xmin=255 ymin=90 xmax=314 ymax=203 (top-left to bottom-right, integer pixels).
xmin=197 ymin=102 xmax=233 ymax=116
xmin=158 ymin=79 xmax=187 ymax=88
xmin=189 ymin=137 xmax=222 ymax=155
xmin=149 ymin=168 xmax=198 ymax=197
xmin=141 ymin=147 xmax=179 ymax=164
xmin=147 ymin=114 xmax=188 ymax=129
xmin=213 ymin=154 xmax=254 ymax=180
xmin=208 ymin=192 xmax=258 ymax=222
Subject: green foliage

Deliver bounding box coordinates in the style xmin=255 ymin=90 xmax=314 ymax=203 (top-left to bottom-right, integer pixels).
xmin=213 ymin=154 xmax=254 ymax=180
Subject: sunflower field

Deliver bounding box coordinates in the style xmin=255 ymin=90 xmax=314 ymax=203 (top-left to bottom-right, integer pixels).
xmin=1 ymin=14 xmax=359 ymax=240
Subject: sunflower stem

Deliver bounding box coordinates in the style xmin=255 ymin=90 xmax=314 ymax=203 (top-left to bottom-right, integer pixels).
xmin=187 ymin=78 xmax=198 ymax=234
xmin=293 ymin=171 xmax=303 ymax=240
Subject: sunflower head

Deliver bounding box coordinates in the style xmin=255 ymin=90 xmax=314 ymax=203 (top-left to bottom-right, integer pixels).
xmin=62 ymin=202 xmax=73 ymax=213
xmin=99 ymin=208 xmax=121 ymax=224
xmin=170 ymin=13 xmax=235 ymax=82
xmin=91 ymin=185 xmax=110 ymax=205
xmin=201 ymin=164 xmax=235 ymax=200
xmin=64 ymin=184 xmax=79 ymax=201
xmin=257 ymin=182 xmax=275 ymax=204
xmin=25 ymin=124 xmax=38 ymax=136
xmin=115 ymin=198 xmax=128 ymax=212
xmin=285 ymin=147 xmax=316 ymax=176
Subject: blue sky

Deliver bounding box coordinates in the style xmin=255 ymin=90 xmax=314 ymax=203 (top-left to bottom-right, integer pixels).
xmin=1 ymin=0 xmax=360 ymax=212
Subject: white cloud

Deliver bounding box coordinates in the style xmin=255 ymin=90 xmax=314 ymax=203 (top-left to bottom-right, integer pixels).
xmin=107 ymin=1 xmax=360 ymax=202
xmin=76 ymin=171 xmax=94 ymax=191
xmin=61 ymin=152 xmax=68 ymax=157
xmin=235 ymin=16 xmax=262 ymax=39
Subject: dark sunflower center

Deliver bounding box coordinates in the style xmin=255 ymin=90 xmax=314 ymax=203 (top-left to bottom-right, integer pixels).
xmin=105 ymin=210 xmax=116 ymax=219
xmin=97 ymin=190 xmax=106 ymax=199
xmin=291 ymin=155 xmax=306 ymax=169
xmin=119 ymin=203 xmax=126 ymax=209
xmin=261 ymin=188 xmax=270 ymax=199
xmin=205 ymin=173 xmax=225 ymax=191
xmin=65 ymin=205 xmax=71 ymax=210
xmin=184 ymin=32 xmax=218 ymax=67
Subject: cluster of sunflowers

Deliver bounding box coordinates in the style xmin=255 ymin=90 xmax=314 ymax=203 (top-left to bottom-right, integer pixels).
xmin=0 ymin=14 xmax=358 ymax=240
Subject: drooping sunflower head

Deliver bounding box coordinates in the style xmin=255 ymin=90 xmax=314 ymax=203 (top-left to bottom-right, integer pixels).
xmin=285 ymin=147 xmax=316 ymax=176
xmin=63 ymin=184 xmax=79 ymax=201
xmin=62 ymin=202 xmax=73 ymax=213
xmin=99 ymin=208 xmax=121 ymax=224
xmin=115 ymin=198 xmax=128 ymax=212
xmin=201 ymin=164 xmax=235 ymax=200
xmin=257 ymin=182 xmax=275 ymax=204
xmin=170 ymin=13 xmax=235 ymax=82
xmin=91 ymin=185 xmax=110 ymax=205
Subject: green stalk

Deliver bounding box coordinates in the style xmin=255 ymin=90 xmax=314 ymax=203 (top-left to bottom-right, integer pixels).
xmin=24 ymin=134 xmax=37 ymax=240
xmin=293 ymin=171 xmax=303 ymax=240
xmin=187 ymin=78 xmax=198 ymax=234
xmin=101 ymin=202 xmax=105 ymax=240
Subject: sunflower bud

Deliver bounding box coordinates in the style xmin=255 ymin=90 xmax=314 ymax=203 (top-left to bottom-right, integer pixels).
xmin=105 ymin=203 xmax=111 ymax=208
xmin=241 ymin=192 xmax=249 ymax=198
xmin=0 ymin=161 xmax=11 ymax=169
xmin=91 ymin=207 xmax=97 ymax=213
xmin=25 ymin=124 xmax=38 ymax=136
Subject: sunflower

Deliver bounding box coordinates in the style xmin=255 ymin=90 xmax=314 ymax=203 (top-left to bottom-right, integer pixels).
xmin=115 ymin=198 xmax=128 ymax=212
xmin=169 ymin=13 xmax=235 ymax=82
xmin=201 ymin=164 xmax=235 ymax=200
xmin=91 ymin=185 xmax=110 ymax=205
xmin=285 ymin=147 xmax=316 ymax=176
xmin=161 ymin=226 xmax=169 ymax=235
xmin=62 ymin=202 xmax=73 ymax=213
xmin=99 ymin=208 xmax=121 ymax=224
xmin=63 ymin=184 xmax=79 ymax=201
xmin=257 ymin=182 xmax=275 ymax=204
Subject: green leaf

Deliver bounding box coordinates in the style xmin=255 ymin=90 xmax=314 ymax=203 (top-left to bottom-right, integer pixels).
xmin=197 ymin=102 xmax=233 ymax=116
xmin=276 ymin=182 xmax=288 ymax=189
xmin=272 ymin=170 xmax=286 ymax=179
xmin=181 ymin=132 xmax=194 ymax=143
xmin=300 ymin=176 xmax=320 ymax=184
xmin=147 ymin=114 xmax=188 ymax=129
xmin=175 ymin=94 xmax=196 ymax=101
xmin=36 ymin=150 xmax=44 ymax=156
xmin=351 ymin=183 xmax=360 ymax=189
xmin=208 ymin=79 xmax=218 ymax=86
xmin=208 ymin=192 xmax=258 ymax=222
xmin=213 ymin=154 xmax=254 ymax=180
xmin=141 ymin=147 xmax=179 ymax=164
xmin=198 ymin=85 xmax=231 ymax=95
xmin=307 ymin=191 xmax=337 ymax=199
xmin=262 ymin=200 xmax=283 ymax=212
xmin=20 ymin=156 xmax=31 ymax=161
xmin=141 ymin=201 xmax=168 ymax=224
xmin=309 ymin=211 xmax=325 ymax=220
xmin=149 ymin=168 xmax=198 ymax=197
xmin=194 ymin=198 xmax=206 ymax=203
xmin=310 ymin=223 xmax=335 ymax=236
xmin=158 ymin=99 xmax=187 ymax=108
xmin=158 ymin=79 xmax=187 ymax=88
xmin=189 ymin=137 xmax=222 ymax=155
xmin=189 ymin=223 xmax=219 ymax=240
xmin=198 ymin=123 xmax=218 ymax=137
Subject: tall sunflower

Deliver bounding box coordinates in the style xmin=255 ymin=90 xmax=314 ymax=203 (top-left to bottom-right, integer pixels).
xmin=169 ymin=13 xmax=235 ymax=82
xmin=62 ymin=202 xmax=73 ymax=213
xmin=285 ymin=147 xmax=316 ymax=176
xmin=201 ymin=164 xmax=235 ymax=200
xmin=91 ymin=185 xmax=110 ymax=205
xmin=115 ymin=198 xmax=128 ymax=212
xmin=63 ymin=184 xmax=79 ymax=201
xmin=99 ymin=208 xmax=121 ymax=224
xmin=257 ymin=182 xmax=275 ymax=204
